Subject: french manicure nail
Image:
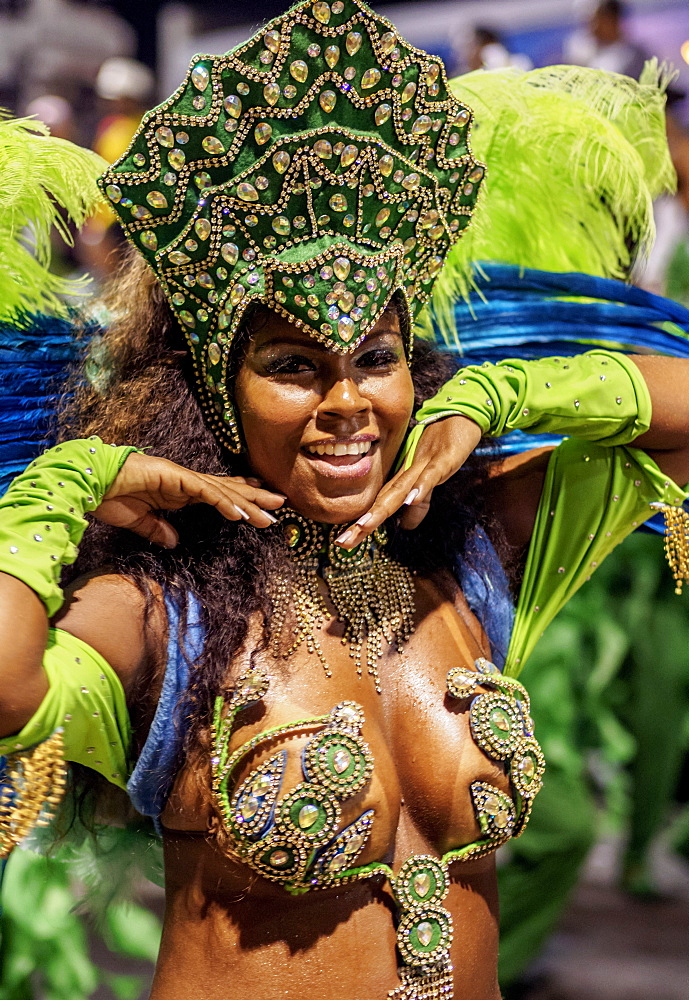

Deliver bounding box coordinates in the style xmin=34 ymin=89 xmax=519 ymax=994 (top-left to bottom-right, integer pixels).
xmin=235 ymin=505 xmax=251 ymax=520
xmin=263 ymin=512 xmax=278 ymax=523
xmin=335 ymin=530 xmax=353 ymax=546
xmin=404 ymin=488 xmax=420 ymax=506
xmin=356 ymin=513 xmax=372 ymax=527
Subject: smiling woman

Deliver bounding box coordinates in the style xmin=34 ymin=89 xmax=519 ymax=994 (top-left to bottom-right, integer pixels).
xmin=1 ymin=1 xmax=689 ymax=999
xmin=235 ymin=306 xmax=414 ymax=518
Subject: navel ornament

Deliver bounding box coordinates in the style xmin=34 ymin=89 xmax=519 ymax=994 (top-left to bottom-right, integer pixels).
xmin=0 ymin=730 xmax=68 ymax=858
xmin=99 ymin=0 xmax=484 ymax=454
xmin=211 ymin=688 xmax=378 ymax=892
xmin=270 ymin=510 xmax=416 ymax=692
xmin=389 ymin=856 xmax=454 ymax=999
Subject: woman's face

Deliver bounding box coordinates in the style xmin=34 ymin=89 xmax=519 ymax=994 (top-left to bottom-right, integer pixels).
xmin=234 ymin=305 xmax=414 ymax=524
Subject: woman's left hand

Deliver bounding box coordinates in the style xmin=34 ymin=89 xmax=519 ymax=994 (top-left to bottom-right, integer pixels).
xmin=335 ymin=415 xmax=482 ymax=548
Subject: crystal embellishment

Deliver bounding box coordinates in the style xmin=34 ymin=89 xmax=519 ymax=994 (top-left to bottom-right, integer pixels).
xmin=224 ymin=95 xmax=242 ymax=118
xmin=290 ymin=60 xmax=308 ymax=83
xmin=361 ymin=68 xmax=381 ymax=89
xmin=263 ymin=82 xmax=280 ymax=106
xmin=168 ymin=251 xmax=190 ymax=266
xmin=413 ymin=872 xmax=431 ymax=898
xmin=298 ymin=804 xmax=320 ymax=829
xmin=325 ymin=45 xmax=340 ymax=67
xmin=332 ymin=749 xmax=351 ymax=773
xmin=202 ymin=136 xmax=224 ymax=155
xmin=346 ymin=31 xmax=362 ymax=55
xmin=255 ymin=123 xmax=273 ymax=145
xmin=319 ymin=90 xmax=337 ymax=113
xmin=191 ymin=65 xmax=209 ymax=90
xmin=416 ymin=921 xmax=433 ymax=947
xmin=312 ymin=1 xmax=331 ymax=23
xmin=155 ymin=126 xmax=174 ymax=147
xmin=237 ymin=182 xmax=259 ymax=202
xmin=273 ymin=151 xmax=290 ymax=173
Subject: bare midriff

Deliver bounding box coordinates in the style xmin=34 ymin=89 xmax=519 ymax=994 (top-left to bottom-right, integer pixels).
xmin=150 ymin=575 xmax=507 ymax=1000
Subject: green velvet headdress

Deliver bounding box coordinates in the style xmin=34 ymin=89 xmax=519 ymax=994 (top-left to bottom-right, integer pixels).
xmin=100 ymin=0 xmax=483 ymax=452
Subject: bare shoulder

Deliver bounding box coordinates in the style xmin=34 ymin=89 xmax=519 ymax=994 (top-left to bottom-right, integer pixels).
xmin=52 ymin=571 xmax=167 ymax=695
xmin=483 ymin=446 xmax=554 ymax=550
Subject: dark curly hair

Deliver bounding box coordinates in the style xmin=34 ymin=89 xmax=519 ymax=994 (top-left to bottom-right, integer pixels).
xmin=58 ymin=250 xmax=499 ymax=760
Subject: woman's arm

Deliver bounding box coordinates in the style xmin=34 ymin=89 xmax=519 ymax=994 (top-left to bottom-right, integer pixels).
xmin=340 ymin=351 xmax=689 ymax=550
xmin=0 ymin=442 xmax=285 ymax=739
xmin=486 ymin=356 xmax=689 ymax=551
xmin=628 ymin=356 xmax=689 ymax=485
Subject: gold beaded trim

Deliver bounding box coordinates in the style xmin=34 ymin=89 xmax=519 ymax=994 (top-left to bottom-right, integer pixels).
xmin=0 ymin=730 xmax=68 ymax=859
xmin=651 ymin=502 xmax=689 ymax=595
xmin=445 ymin=657 xmax=545 ymax=850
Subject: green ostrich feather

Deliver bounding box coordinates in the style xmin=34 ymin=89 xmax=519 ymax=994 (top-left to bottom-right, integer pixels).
xmin=427 ymin=61 xmax=676 ymax=342
xmin=0 ymin=112 xmax=107 ymax=322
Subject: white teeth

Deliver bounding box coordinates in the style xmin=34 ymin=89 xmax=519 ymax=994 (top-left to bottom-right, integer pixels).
xmin=306 ymin=441 xmax=372 ymax=457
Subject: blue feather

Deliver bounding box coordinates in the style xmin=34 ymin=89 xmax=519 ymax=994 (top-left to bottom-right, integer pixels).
xmin=0 ymin=313 xmax=84 ymax=492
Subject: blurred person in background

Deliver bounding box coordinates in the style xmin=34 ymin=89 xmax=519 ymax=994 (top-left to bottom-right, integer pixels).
xmin=454 ymin=25 xmax=532 ymax=75
xmin=78 ymin=56 xmax=156 ymax=289
xmin=93 ymin=56 xmax=155 ymax=164
xmin=25 ymin=94 xmax=78 ymax=144
xmin=564 ymin=0 xmax=647 ymax=79
xmin=642 ymin=111 xmax=689 ymax=304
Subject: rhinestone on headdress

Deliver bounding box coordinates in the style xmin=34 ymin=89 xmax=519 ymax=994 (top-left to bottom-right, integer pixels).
xmin=100 ymin=0 xmax=484 ymax=452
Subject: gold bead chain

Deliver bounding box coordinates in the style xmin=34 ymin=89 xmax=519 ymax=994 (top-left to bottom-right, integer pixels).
xmin=271 ymin=512 xmax=415 ymax=692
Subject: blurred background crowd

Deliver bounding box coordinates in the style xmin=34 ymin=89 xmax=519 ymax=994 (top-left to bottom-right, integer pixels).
xmin=0 ymin=2 xmax=688 ymax=999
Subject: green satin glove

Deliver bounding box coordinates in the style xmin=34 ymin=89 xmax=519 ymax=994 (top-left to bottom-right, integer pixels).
xmin=401 ymin=350 xmax=652 ymax=467
xmin=0 ymin=437 xmax=138 ymax=616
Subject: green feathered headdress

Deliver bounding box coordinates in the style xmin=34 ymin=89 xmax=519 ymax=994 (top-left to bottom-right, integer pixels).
xmin=0 ymin=113 xmax=107 ymax=323
xmin=99 ymin=0 xmax=484 ymax=453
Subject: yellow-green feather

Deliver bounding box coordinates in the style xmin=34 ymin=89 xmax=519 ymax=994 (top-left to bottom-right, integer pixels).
xmin=427 ymin=61 xmax=676 ymax=344
xmin=0 ymin=112 xmax=107 ymax=322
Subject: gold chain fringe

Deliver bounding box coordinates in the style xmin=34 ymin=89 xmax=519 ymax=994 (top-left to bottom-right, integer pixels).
xmin=0 ymin=730 xmax=68 ymax=859
xmin=652 ymin=502 xmax=689 ymax=595
xmin=388 ymin=965 xmax=455 ymax=999
xmin=271 ymin=514 xmax=415 ymax=692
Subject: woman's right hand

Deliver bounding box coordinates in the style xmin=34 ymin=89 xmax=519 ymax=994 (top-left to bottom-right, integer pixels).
xmin=96 ymin=452 xmax=285 ymax=548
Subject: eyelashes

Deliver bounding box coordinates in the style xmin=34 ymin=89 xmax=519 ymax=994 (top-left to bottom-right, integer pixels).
xmin=262 ymin=348 xmax=400 ymax=376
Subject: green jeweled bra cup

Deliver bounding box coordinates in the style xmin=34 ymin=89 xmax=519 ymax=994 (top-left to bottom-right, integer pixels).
xmin=445 ymin=656 xmax=545 ymax=844
xmin=99 ymin=0 xmax=483 ymax=452
xmin=211 ymin=678 xmax=378 ymax=891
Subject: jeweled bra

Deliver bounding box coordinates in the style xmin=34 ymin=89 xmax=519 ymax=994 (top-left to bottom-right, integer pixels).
xmin=211 ymin=656 xmax=544 ymax=998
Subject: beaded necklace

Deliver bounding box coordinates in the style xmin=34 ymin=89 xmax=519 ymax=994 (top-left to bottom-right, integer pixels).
xmin=270 ymin=507 xmax=415 ymax=692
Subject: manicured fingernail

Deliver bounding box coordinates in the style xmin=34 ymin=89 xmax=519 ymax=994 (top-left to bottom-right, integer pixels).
xmin=404 ymin=488 xmax=420 ymax=506
xmin=263 ymin=512 xmax=278 ymax=523
xmin=356 ymin=513 xmax=372 ymax=527
xmin=335 ymin=530 xmax=353 ymax=546
xmin=235 ymin=505 xmax=251 ymax=520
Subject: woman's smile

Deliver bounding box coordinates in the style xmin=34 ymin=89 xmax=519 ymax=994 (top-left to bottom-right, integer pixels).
xmin=233 ymin=304 xmax=414 ymax=522
xmin=301 ymin=435 xmax=378 ymax=478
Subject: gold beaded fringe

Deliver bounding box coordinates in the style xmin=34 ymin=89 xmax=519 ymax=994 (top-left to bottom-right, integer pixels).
xmin=652 ymin=502 xmax=689 ymax=595
xmin=0 ymin=730 xmax=68 ymax=858
xmin=388 ymin=965 xmax=454 ymax=999
xmin=270 ymin=520 xmax=415 ymax=692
